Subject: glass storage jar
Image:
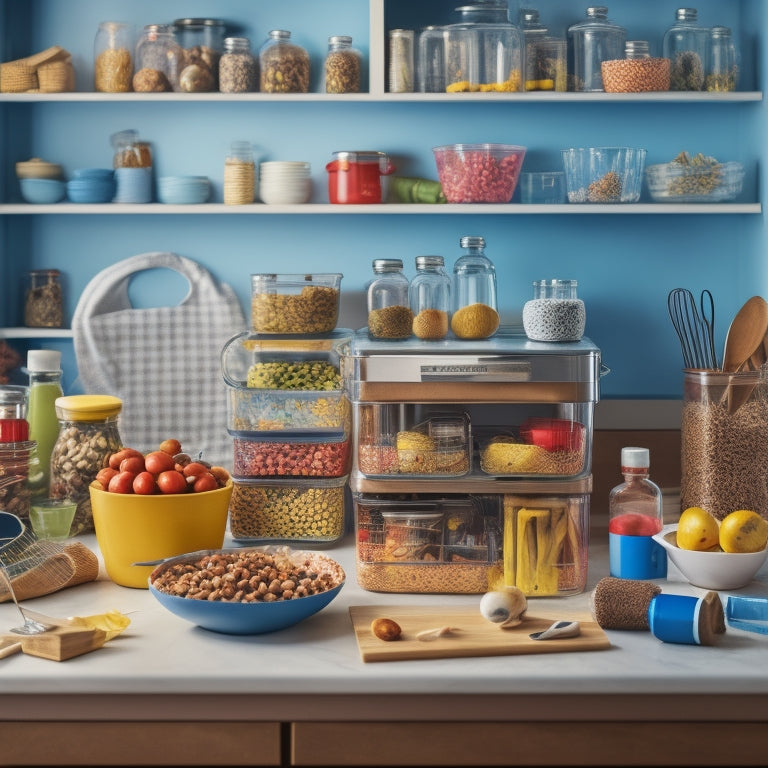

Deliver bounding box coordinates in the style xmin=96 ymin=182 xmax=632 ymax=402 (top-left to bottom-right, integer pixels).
xmin=522 ymin=279 xmax=586 ymax=342
xmin=94 ymin=21 xmax=134 ymax=93
xmin=219 ymin=37 xmax=257 ymax=93
xmin=410 ymin=255 xmax=451 ymax=340
xmin=367 ymin=259 xmax=413 ymax=340
xmin=173 ymin=17 xmax=226 ymax=92
xmin=0 ymin=385 xmax=29 ymax=444
xmin=223 ymin=141 xmax=255 ymax=205
xmin=706 ymin=26 xmax=738 ymax=92
xmin=388 ymin=28 xmax=415 ymax=93
xmin=24 ymin=269 xmax=63 ymax=328
xmin=567 ymin=6 xmax=626 ymax=92
xmin=663 ymin=8 xmax=708 ymax=91
xmin=521 ymin=8 xmax=566 ymax=92
xmin=49 ymin=394 xmax=123 ymax=536
xmin=452 ymin=235 xmax=499 ymax=339
xmin=325 ymin=35 xmax=361 ymax=93
xmin=260 ymin=30 xmax=310 ymax=93
xmin=417 ymin=26 xmax=446 ymax=93
xmin=111 ymin=129 xmax=152 ymax=168
xmin=134 ymin=23 xmax=182 ymax=92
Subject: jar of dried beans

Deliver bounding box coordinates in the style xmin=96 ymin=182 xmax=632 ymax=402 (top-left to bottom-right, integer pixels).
xmin=24 ymin=269 xmax=63 ymax=328
xmin=220 ymin=37 xmax=257 ymax=93
xmin=325 ymin=35 xmax=361 ymax=93
xmin=259 ymin=30 xmax=310 ymax=94
xmin=94 ymin=21 xmax=134 ymax=93
xmin=367 ymin=259 xmax=413 ymax=340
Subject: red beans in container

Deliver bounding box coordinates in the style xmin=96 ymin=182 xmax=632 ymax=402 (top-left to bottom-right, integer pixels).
xmin=433 ymin=143 xmax=526 ymax=203
xmin=233 ymin=436 xmax=350 ymax=477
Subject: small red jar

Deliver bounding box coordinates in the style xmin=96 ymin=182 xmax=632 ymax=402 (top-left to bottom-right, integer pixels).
xmin=326 ymin=151 xmax=394 ymax=203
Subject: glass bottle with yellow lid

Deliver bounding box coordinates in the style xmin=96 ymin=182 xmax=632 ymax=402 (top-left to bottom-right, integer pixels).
xmin=49 ymin=395 xmax=123 ymax=535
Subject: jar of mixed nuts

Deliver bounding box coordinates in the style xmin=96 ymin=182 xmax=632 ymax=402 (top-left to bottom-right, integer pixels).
xmin=49 ymin=394 xmax=123 ymax=535
xmin=94 ymin=21 xmax=134 ymax=93
xmin=325 ymin=35 xmax=361 ymax=93
xmin=259 ymin=29 xmax=310 ymax=93
xmin=134 ymin=23 xmax=183 ymax=92
xmin=173 ymin=17 xmax=226 ymax=92
xmin=367 ymin=259 xmax=413 ymax=340
xmin=24 ymin=269 xmax=63 ymax=328
xmin=220 ymin=37 xmax=257 ymax=93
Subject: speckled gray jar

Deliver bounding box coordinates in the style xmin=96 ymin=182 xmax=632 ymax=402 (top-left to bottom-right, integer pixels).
xmin=522 ymin=279 xmax=585 ymax=342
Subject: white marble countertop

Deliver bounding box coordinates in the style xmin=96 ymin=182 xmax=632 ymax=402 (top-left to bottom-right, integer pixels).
xmin=2 ymin=533 xmax=768 ymax=723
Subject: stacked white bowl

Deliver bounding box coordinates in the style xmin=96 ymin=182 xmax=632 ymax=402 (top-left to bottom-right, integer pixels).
xmin=259 ymin=161 xmax=312 ymax=205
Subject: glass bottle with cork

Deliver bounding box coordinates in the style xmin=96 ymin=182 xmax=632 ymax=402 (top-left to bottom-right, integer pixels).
xmin=451 ymin=236 xmax=499 ymax=340
xmin=367 ymin=259 xmax=413 ymax=340
xmin=608 ymin=446 xmax=667 ymax=580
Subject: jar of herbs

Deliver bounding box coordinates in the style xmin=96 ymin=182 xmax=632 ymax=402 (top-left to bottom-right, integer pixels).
xmin=367 ymin=259 xmax=413 ymax=340
xmin=260 ymin=30 xmax=310 ymax=93
xmin=94 ymin=21 xmax=134 ymax=93
xmin=24 ymin=269 xmax=63 ymax=328
xmin=706 ymin=26 xmax=739 ymax=92
xmin=663 ymin=8 xmax=708 ymax=91
xmin=325 ymin=35 xmax=361 ymax=93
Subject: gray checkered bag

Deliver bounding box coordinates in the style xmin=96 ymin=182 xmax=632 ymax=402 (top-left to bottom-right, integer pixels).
xmin=72 ymin=252 xmax=246 ymax=468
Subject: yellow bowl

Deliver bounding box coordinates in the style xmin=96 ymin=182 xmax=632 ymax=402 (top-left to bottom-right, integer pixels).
xmin=90 ymin=480 xmax=232 ymax=589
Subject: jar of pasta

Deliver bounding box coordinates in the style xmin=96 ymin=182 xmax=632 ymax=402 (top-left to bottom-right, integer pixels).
xmin=94 ymin=21 xmax=134 ymax=92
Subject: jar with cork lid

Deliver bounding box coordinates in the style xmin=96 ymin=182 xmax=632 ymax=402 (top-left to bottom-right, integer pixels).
xmin=367 ymin=259 xmax=413 ymax=340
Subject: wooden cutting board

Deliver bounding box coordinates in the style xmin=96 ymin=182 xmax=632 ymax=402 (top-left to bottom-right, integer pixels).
xmin=0 ymin=626 xmax=107 ymax=661
xmin=349 ymin=605 xmax=610 ymax=663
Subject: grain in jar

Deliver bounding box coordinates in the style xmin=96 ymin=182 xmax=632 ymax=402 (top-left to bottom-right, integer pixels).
xmin=223 ymin=141 xmax=255 ymax=204
xmin=325 ymin=35 xmax=361 ymax=93
xmin=219 ymin=37 xmax=257 ymax=93
xmin=409 ymin=255 xmax=451 ymax=340
xmin=522 ymin=279 xmax=585 ymax=342
xmin=367 ymin=259 xmax=413 ymax=340
xmin=24 ymin=269 xmax=63 ymax=328
xmin=94 ymin=21 xmax=133 ymax=93
xmin=259 ymin=30 xmax=310 ymax=94
xmin=451 ymin=236 xmax=499 ymax=340
xmin=134 ymin=24 xmax=182 ymax=92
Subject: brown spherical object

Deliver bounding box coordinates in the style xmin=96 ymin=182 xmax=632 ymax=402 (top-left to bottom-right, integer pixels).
xmin=413 ymin=308 xmax=449 ymax=340
xmin=601 ymin=57 xmax=670 ymax=93
xmin=371 ymin=617 xmax=402 ymax=641
xmin=133 ymin=67 xmax=172 ymax=93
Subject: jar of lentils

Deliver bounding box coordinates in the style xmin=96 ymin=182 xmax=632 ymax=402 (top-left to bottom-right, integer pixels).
xmin=134 ymin=23 xmax=183 ymax=92
xmin=522 ymin=279 xmax=586 ymax=342
xmin=259 ymin=30 xmax=310 ymax=93
xmin=173 ymin=17 xmax=226 ymax=92
xmin=220 ymin=36 xmax=257 ymax=93
xmin=49 ymin=394 xmax=123 ymax=535
xmin=367 ymin=259 xmax=413 ymax=340
xmin=325 ymin=35 xmax=361 ymax=93
xmin=94 ymin=21 xmax=134 ymax=93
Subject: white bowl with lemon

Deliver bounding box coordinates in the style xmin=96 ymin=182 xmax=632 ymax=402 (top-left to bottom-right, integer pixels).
xmin=653 ymin=508 xmax=768 ymax=591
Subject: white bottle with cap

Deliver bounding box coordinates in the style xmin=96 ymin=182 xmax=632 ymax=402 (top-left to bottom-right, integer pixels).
xmin=608 ymin=446 xmax=667 ymax=579
xmin=26 ymin=350 xmax=64 ymax=499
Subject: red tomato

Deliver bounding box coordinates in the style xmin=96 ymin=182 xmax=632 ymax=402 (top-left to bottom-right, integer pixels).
xmin=145 ymin=450 xmax=176 ymax=475
xmin=157 ymin=470 xmax=188 ymax=494
xmin=159 ymin=438 xmax=182 ymax=456
xmin=120 ymin=455 xmax=145 ymax=474
xmin=108 ymin=470 xmax=137 ymax=494
xmin=182 ymin=462 xmax=210 ymax=478
xmin=133 ymin=471 xmax=157 ymax=495
xmin=608 ymin=513 xmax=662 ymax=537
xmin=193 ymin=473 xmax=218 ymax=493
xmin=108 ymin=447 xmax=143 ymax=470
xmin=95 ymin=466 xmax=119 ymax=489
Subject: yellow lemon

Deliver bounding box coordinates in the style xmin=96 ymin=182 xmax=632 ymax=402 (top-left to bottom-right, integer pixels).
xmin=676 ymin=506 xmax=720 ymax=551
xmin=719 ymin=510 xmax=768 ymax=553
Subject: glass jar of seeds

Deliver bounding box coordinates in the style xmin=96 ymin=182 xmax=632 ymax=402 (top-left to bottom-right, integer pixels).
xmin=522 ymin=279 xmax=586 ymax=342
xmin=706 ymin=26 xmax=739 ymax=92
xmin=259 ymin=30 xmax=310 ymax=94
xmin=173 ymin=18 xmax=226 ymax=92
xmin=409 ymin=255 xmax=451 ymax=340
xmin=135 ymin=24 xmax=182 ymax=92
xmin=220 ymin=37 xmax=257 ymax=93
xmin=94 ymin=21 xmax=134 ymax=93
xmin=663 ymin=8 xmax=708 ymax=91
xmin=325 ymin=35 xmax=361 ymax=93
xmin=24 ymin=269 xmax=64 ymax=328
xmin=367 ymin=259 xmax=413 ymax=340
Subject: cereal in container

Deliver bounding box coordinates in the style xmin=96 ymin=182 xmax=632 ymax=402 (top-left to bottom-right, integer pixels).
xmin=259 ymin=30 xmax=310 ymax=93
xmin=219 ymin=37 xmax=257 ymax=93
xmin=94 ymin=21 xmax=133 ymax=93
xmin=325 ymin=35 xmax=361 ymax=93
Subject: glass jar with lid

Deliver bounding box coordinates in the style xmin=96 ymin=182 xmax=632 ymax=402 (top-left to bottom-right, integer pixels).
xmin=94 ymin=21 xmax=134 ymax=92
xmin=260 ymin=30 xmax=310 ymax=93
xmin=173 ymin=18 xmax=226 ymax=92
xmin=224 ymin=141 xmax=255 ymax=205
xmin=111 ymin=129 xmax=152 ymax=168
xmin=24 ymin=269 xmax=63 ymax=328
xmin=367 ymin=259 xmax=413 ymax=340
xmin=325 ymin=35 xmax=361 ymax=93
xmin=417 ymin=26 xmax=446 ymax=93
xmin=567 ymin=6 xmax=626 ymax=92
xmin=135 ymin=23 xmax=182 ymax=92
xmin=451 ymin=236 xmax=499 ymax=339
xmin=706 ymin=26 xmax=739 ymax=92
xmin=49 ymin=394 xmax=123 ymax=535
xmin=220 ymin=37 xmax=257 ymax=93
xmin=522 ymin=279 xmax=586 ymax=342
xmin=410 ymin=255 xmax=451 ymax=340
xmin=521 ymin=7 xmax=567 ymax=91
xmin=663 ymin=8 xmax=708 ymax=91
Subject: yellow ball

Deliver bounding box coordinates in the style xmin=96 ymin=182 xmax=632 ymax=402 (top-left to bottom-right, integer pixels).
xmin=719 ymin=510 xmax=768 ymax=554
xmin=676 ymin=506 xmax=720 ymax=551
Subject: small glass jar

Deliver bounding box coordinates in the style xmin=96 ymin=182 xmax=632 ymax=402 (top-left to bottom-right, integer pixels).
xmin=451 ymin=236 xmax=499 ymax=340
xmin=522 ymin=279 xmax=586 ymax=342
xmin=259 ymin=30 xmax=310 ymax=93
xmin=567 ymin=6 xmax=626 ymax=92
xmin=663 ymin=8 xmax=708 ymax=91
xmin=134 ymin=23 xmax=182 ymax=92
xmin=325 ymin=35 xmax=361 ymax=93
xmin=224 ymin=141 xmax=255 ymax=205
xmin=220 ymin=37 xmax=257 ymax=93
xmin=0 ymin=440 xmax=39 ymax=522
xmin=0 ymin=385 xmax=29 ymax=444
xmin=24 ymin=269 xmax=63 ymax=328
xmin=410 ymin=255 xmax=451 ymax=340
xmin=94 ymin=21 xmax=134 ymax=93
xmin=173 ymin=17 xmax=226 ymax=92
xmin=49 ymin=394 xmax=123 ymax=536
xmin=417 ymin=26 xmax=446 ymax=93
xmin=111 ymin=129 xmax=152 ymax=168
xmin=706 ymin=26 xmax=739 ymax=92
xmin=388 ymin=29 xmax=415 ymax=93
xmin=367 ymin=259 xmax=413 ymax=340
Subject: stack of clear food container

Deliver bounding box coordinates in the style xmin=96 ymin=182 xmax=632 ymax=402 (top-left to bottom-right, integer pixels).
xmin=221 ymin=274 xmax=351 ymax=547
xmin=343 ymin=328 xmax=601 ymax=595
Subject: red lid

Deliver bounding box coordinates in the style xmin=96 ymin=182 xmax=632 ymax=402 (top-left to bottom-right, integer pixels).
xmin=0 ymin=418 xmax=29 ymax=443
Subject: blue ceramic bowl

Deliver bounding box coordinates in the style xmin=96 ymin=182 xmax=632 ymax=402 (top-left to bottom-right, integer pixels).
xmin=72 ymin=168 xmax=114 ymax=181
xmin=148 ymin=547 xmax=346 ymax=635
xmin=157 ymin=176 xmax=211 ymax=205
xmin=20 ymin=177 xmax=66 ymax=204
xmin=67 ymin=178 xmax=116 ymax=204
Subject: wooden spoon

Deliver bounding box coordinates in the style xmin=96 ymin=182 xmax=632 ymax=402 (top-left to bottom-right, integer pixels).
xmin=722 ymin=296 xmax=768 ymax=372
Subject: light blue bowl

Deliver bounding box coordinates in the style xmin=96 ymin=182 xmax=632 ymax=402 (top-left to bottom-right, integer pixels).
xmin=72 ymin=168 xmax=114 ymax=181
xmin=67 ymin=178 xmax=116 ymax=204
xmin=20 ymin=178 xmax=66 ymax=204
xmin=148 ymin=548 xmax=345 ymax=635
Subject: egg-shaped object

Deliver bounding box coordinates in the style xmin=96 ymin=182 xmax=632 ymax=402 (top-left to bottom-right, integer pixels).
xmin=479 ymin=587 xmax=528 ymax=628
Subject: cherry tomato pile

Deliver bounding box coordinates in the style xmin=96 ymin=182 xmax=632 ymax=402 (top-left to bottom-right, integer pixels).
xmin=95 ymin=439 xmax=230 ymax=495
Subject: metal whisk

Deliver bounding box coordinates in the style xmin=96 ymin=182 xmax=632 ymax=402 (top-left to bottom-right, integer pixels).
xmin=667 ymin=288 xmax=719 ymax=370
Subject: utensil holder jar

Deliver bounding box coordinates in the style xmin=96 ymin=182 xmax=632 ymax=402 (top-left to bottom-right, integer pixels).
xmin=680 ymin=369 xmax=768 ymax=521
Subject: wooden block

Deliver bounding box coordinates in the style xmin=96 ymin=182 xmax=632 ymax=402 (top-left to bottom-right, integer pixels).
xmin=1 ymin=626 xmax=107 ymax=661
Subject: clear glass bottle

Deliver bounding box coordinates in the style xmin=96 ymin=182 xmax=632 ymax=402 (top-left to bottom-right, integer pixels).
xmin=220 ymin=37 xmax=257 ymax=94
xmin=135 ymin=23 xmax=182 ymax=92
xmin=24 ymin=269 xmax=63 ymax=328
xmin=389 ymin=29 xmax=415 ymax=93
xmin=173 ymin=18 xmax=226 ymax=92
xmin=567 ymin=6 xmax=626 ymax=92
xmin=26 ymin=350 xmax=64 ymax=501
xmin=663 ymin=8 xmax=708 ymax=91
xmin=521 ymin=8 xmax=567 ymax=92
xmin=367 ymin=259 xmax=413 ymax=340
xmin=94 ymin=21 xmax=134 ymax=93
xmin=224 ymin=141 xmax=255 ymax=205
xmin=608 ymin=447 xmax=667 ymax=580
xmin=410 ymin=255 xmax=451 ymax=340
xmin=259 ymin=30 xmax=310 ymax=93
xmin=452 ymin=236 xmax=499 ymax=339
xmin=325 ymin=35 xmax=361 ymax=93
xmin=417 ymin=26 xmax=446 ymax=93
xmin=706 ymin=26 xmax=739 ymax=92
xmin=50 ymin=394 xmax=123 ymax=536
xmin=522 ymin=279 xmax=586 ymax=342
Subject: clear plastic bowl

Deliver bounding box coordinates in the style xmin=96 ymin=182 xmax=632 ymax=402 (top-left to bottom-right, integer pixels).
xmin=645 ymin=161 xmax=744 ymax=202
xmin=561 ymin=147 xmax=647 ymax=203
